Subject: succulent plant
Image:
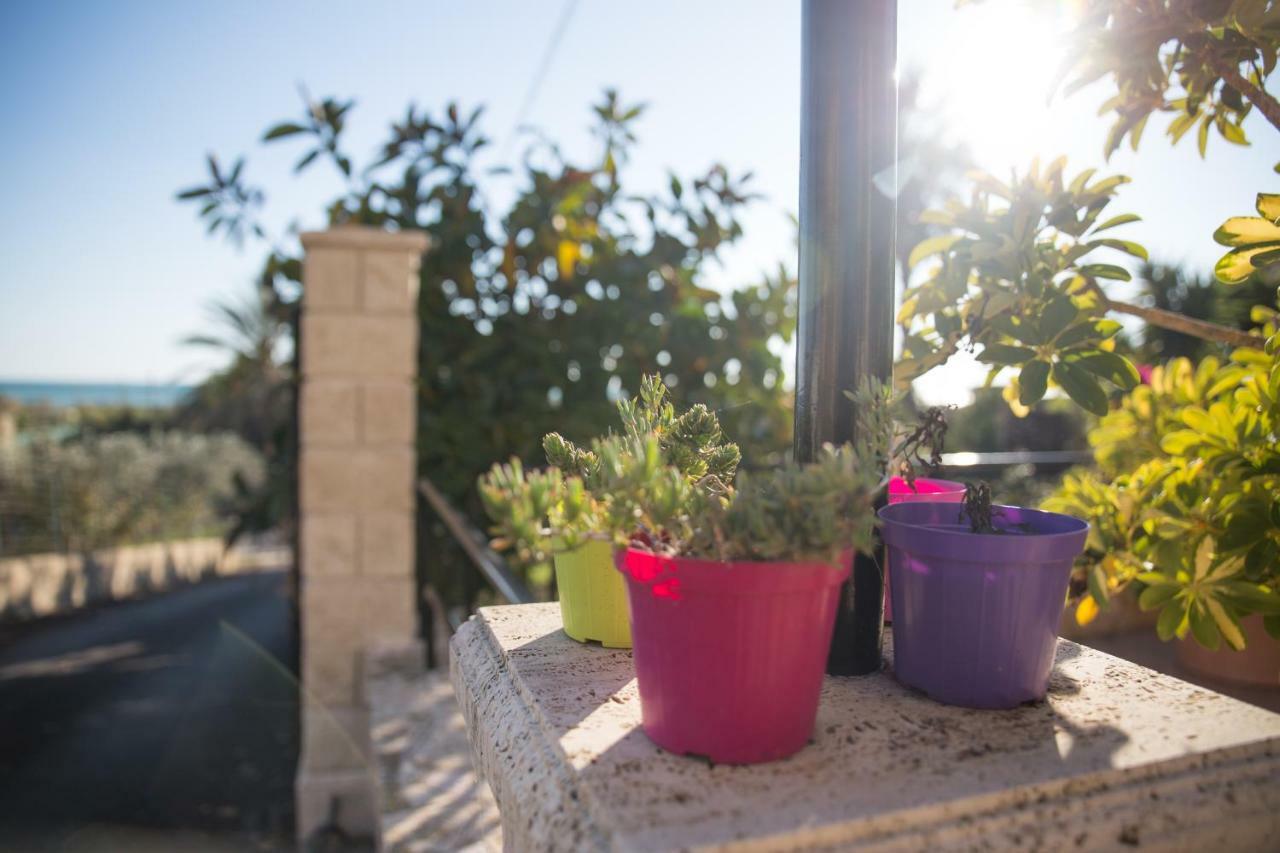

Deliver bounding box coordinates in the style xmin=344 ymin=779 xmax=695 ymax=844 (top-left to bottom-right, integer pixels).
xmin=479 ymin=374 xmax=740 ymax=564
xmin=481 ymin=373 xmax=948 ymax=568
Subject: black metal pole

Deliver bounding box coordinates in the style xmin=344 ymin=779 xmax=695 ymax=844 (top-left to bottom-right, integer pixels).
xmin=796 ymin=0 xmax=897 ymax=676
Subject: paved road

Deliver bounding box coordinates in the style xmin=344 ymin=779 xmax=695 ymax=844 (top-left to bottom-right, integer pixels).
xmin=0 ymin=570 xmax=298 ymax=851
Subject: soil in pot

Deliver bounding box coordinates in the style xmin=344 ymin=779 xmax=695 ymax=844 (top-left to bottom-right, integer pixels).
xmin=878 ymin=501 xmax=1088 ymax=709
xmin=617 ymin=548 xmax=848 ymax=764
xmin=554 ymin=538 xmax=631 ymax=648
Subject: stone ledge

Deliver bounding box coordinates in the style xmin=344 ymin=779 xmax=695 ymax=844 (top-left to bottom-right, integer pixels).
xmin=451 ymin=602 xmax=1280 ymax=852
xmin=301 ymin=227 xmax=430 ymax=253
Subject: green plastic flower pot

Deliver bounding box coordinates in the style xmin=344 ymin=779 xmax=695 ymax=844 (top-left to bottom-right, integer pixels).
xmin=554 ymin=539 xmax=632 ymax=648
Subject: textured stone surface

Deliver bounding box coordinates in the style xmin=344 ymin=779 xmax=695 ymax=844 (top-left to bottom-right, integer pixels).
xmin=367 ymin=642 xmax=502 ymax=852
xmin=363 ymin=250 xmax=421 ymax=313
xmin=452 ymin=603 xmax=1280 ymax=852
xmin=297 ymin=226 xmax=425 ymax=843
xmin=301 ymin=513 xmax=357 ymax=578
xmin=301 ymin=314 xmax=418 ymax=379
xmin=361 ymin=381 xmax=416 ymax=445
xmin=301 ymin=380 xmax=359 ymax=446
xmin=303 ymin=247 xmax=360 ymax=310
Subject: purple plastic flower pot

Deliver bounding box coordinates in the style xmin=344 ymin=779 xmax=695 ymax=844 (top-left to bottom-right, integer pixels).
xmin=885 ymin=477 xmax=966 ymax=622
xmin=616 ymin=548 xmax=849 ymax=764
xmin=878 ymin=502 xmax=1088 ymax=709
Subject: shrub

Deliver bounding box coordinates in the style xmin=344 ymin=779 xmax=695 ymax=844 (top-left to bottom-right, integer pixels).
xmin=0 ymin=432 xmax=264 ymax=555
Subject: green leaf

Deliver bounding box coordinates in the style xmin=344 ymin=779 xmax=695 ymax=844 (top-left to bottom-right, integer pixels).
xmin=1161 ymin=429 xmax=1202 ymax=454
xmin=977 ymin=344 xmax=1036 ymax=366
xmin=294 ymin=149 xmax=321 ymax=173
xmin=1222 ymin=581 xmax=1280 ymax=615
xmin=1055 ymin=319 xmax=1122 ymax=348
xmin=1215 ymin=245 xmax=1280 ymax=284
xmin=263 ymin=122 xmax=308 ymax=141
xmin=1091 ymin=213 xmax=1140 ymax=233
xmin=1139 ymin=583 xmax=1179 ymax=611
xmin=1257 ymin=193 xmax=1280 ymax=221
xmin=908 ymin=234 xmax=963 ymax=269
xmin=1019 ymin=359 xmax=1050 ymax=405
xmin=176 ymin=187 xmax=212 ymax=200
xmin=1079 ymin=263 xmax=1131 ymax=281
xmin=1039 ymin=296 xmax=1078 ymax=341
xmin=1156 ymin=599 xmax=1188 ymax=641
xmin=988 ymin=314 xmax=1044 ymax=345
xmin=1206 ymin=598 xmax=1246 ymax=651
xmin=1052 ymin=360 xmax=1109 ymax=416
xmin=1189 ymin=603 xmax=1221 ymax=650
xmin=1071 ymin=351 xmax=1141 ymax=389
xmin=1212 ymin=216 xmax=1280 ymax=248
xmin=1088 ymin=563 xmax=1111 ymax=606
xmin=1089 ymin=238 xmax=1149 ymax=260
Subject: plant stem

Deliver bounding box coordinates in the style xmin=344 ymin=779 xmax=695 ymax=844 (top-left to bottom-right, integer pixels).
xmin=1100 ymin=293 xmax=1267 ymax=350
xmin=1209 ymin=56 xmax=1280 ymax=135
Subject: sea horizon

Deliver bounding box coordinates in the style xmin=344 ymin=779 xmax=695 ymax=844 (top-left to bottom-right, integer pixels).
xmin=0 ymin=380 xmax=194 ymax=408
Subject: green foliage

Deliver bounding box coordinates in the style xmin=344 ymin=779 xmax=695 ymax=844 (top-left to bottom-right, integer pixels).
xmin=1045 ymin=338 xmax=1280 ymax=647
xmin=478 ymin=374 xmax=739 ymax=564
xmin=1061 ymin=0 xmax=1279 ymax=159
xmin=483 ymin=375 xmax=940 ymax=567
xmin=179 ymin=89 xmax=797 ymax=604
xmin=176 ymin=280 xmax=294 ymax=540
xmin=592 ymin=377 xmax=899 ymax=564
xmin=906 ymin=0 xmax=1280 ymax=648
xmin=898 ymin=157 xmax=1145 ymax=416
xmin=0 ymin=432 xmax=264 ymax=555
xmin=1214 ymin=192 xmax=1280 ymax=285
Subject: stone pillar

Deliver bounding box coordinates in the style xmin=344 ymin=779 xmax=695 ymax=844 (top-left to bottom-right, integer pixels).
xmin=295 ymin=227 xmax=428 ymax=843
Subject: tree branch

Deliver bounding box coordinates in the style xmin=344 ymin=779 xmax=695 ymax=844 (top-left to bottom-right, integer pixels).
xmin=1099 ymin=294 xmax=1267 ymax=350
xmin=1209 ymin=55 xmax=1280 ymax=135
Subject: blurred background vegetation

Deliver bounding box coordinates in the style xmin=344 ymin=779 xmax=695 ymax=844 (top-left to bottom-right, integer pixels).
xmin=8 ymin=70 xmax=1259 ymax=623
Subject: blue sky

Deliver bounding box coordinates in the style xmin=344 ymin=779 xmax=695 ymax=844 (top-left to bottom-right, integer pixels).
xmin=1 ymin=0 xmax=1274 ymax=402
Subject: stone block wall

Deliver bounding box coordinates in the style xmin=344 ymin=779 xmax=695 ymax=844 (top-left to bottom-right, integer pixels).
xmin=295 ymin=227 xmax=428 ymax=844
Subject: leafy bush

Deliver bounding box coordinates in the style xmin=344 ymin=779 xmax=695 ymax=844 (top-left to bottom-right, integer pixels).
xmin=903 ymin=0 xmax=1280 ymax=649
xmin=180 ymin=91 xmax=799 ymax=607
xmin=0 ymin=432 xmax=264 ymax=555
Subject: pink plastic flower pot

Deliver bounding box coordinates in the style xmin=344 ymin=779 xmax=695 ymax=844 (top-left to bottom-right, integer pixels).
xmin=616 ymin=548 xmax=849 ymax=765
xmin=884 ymin=477 xmax=966 ymax=622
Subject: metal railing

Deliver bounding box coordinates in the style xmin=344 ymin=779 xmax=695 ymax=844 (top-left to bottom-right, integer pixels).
xmin=416 ymin=476 xmax=531 ymax=668
xmin=937 ymin=449 xmax=1092 ymax=477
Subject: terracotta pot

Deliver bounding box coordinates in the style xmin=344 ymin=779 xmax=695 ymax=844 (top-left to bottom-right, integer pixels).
xmin=1176 ymin=614 xmax=1280 ymax=687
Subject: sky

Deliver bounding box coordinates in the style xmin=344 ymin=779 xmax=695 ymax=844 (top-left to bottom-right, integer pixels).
xmin=1 ymin=0 xmax=1275 ymax=403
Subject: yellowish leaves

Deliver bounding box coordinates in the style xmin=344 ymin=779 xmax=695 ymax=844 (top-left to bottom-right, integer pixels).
xmin=1075 ymin=595 xmax=1100 ymax=625
xmin=557 ymin=240 xmax=581 ymax=279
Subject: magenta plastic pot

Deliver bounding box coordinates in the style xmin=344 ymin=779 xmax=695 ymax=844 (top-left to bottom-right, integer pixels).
xmin=879 ymin=502 xmax=1088 ymax=709
xmin=885 ymin=477 xmax=966 ymax=622
xmin=616 ymin=548 xmax=849 ymax=764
